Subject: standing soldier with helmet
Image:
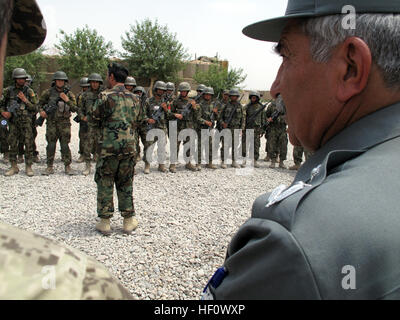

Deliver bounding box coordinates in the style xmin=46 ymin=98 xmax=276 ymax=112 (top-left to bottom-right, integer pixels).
xmin=168 ymin=82 xmax=200 ymax=173
xmin=0 ymin=67 xmax=38 ymax=176
xmin=220 ymin=89 xmax=246 ymax=169
xmin=166 ymin=82 xmax=176 ymax=103
xmin=93 ymin=62 xmax=143 ymax=235
xmin=39 ymin=71 xmax=77 ymax=175
xmin=265 ymin=99 xmax=288 ymax=169
xmin=242 ymin=91 xmax=265 ymax=168
xmin=79 ymin=73 xmax=103 ymax=176
xmin=76 ymin=77 xmax=90 ymax=163
xmin=141 ymin=81 xmax=169 ymax=174
xmin=124 ymin=76 xmax=137 ymax=93
xmin=197 ymin=86 xmax=218 ymax=170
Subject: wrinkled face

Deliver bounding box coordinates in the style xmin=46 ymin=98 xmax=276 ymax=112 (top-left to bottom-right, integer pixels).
xmin=270 ymin=23 xmax=336 ymax=149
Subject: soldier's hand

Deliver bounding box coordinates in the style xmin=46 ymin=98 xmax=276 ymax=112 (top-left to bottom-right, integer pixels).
xmin=212 ymin=108 xmax=218 ymax=114
xmin=82 ymin=116 xmax=88 ymax=122
xmin=17 ymin=92 xmax=28 ymax=104
xmin=148 ymin=119 xmax=156 ymax=125
xmin=191 ymin=100 xmax=196 ymax=107
xmin=60 ymin=93 xmax=70 ymax=103
xmin=267 ymin=117 xmax=273 ymax=123
xmin=1 ymin=111 xmax=11 ymax=119
xmin=40 ymin=111 xmax=47 ymax=118
xmin=161 ymin=103 xmax=168 ymax=112
xmin=175 ymin=114 xmax=183 ymax=120
xmin=205 ymin=121 xmax=213 ymax=127
xmin=222 ymin=122 xmax=228 ymax=129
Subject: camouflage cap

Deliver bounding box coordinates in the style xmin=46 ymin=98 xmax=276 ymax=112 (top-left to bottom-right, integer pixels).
xmin=243 ymin=0 xmax=400 ymax=43
xmin=134 ymin=86 xmax=145 ymax=94
xmin=197 ymin=84 xmax=206 ymax=92
xmin=88 ymin=73 xmax=103 ymax=84
xmin=203 ymin=87 xmax=214 ymax=95
xmin=12 ymin=67 xmax=28 ymax=79
xmin=249 ymin=91 xmax=261 ymax=99
xmin=166 ymin=82 xmax=175 ymax=91
xmin=229 ymin=89 xmax=241 ymax=97
xmin=80 ymin=77 xmax=90 ymax=87
xmin=223 ymin=89 xmax=230 ymax=95
xmin=125 ymin=76 xmax=137 ymax=86
xmin=7 ymin=0 xmax=47 ymax=56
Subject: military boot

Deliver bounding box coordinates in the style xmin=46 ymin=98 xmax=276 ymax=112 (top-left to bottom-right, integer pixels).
xmin=123 ymin=217 xmax=139 ymax=234
xmin=33 ymin=154 xmax=40 ymax=163
xmin=3 ymin=152 xmax=9 ymax=164
xmin=279 ymin=161 xmax=286 ymax=169
xmin=76 ymin=154 xmax=85 ymax=163
xmin=5 ymin=162 xmax=19 ymax=176
xmin=43 ymin=165 xmax=54 ymax=176
xmin=17 ymin=154 xmax=24 ymax=164
xmin=206 ymin=163 xmax=218 ymax=170
xmin=269 ymin=160 xmax=277 ymax=168
xmin=158 ymin=164 xmax=168 ymax=173
xmin=231 ymin=161 xmax=240 ymax=169
xmin=65 ymin=164 xmax=75 ymax=176
xmin=253 ymin=160 xmax=261 ymax=168
xmin=83 ymin=161 xmax=91 ymax=176
xmin=221 ymin=162 xmax=228 ymax=169
xmin=185 ymin=162 xmax=197 ymax=172
xmin=169 ymin=164 xmax=177 ymax=173
xmin=264 ymin=155 xmax=270 ymax=162
xmin=25 ymin=164 xmax=34 ymax=177
xmin=144 ymin=162 xmax=151 ymax=174
xmin=241 ymin=160 xmax=247 ymax=168
xmin=289 ymin=164 xmax=301 ymax=171
xmin=96 ymin=218 xmax=111 ymax=236
xmin=196 ymin=164 xmax=202 ymax=171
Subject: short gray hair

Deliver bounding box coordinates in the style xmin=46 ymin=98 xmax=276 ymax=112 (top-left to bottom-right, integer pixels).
xmin=299 ymin=14 xmax=400 ymax=89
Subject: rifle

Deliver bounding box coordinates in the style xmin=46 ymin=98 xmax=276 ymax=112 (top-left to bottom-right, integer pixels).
xmin=245 ymin=101 xmax=271 ymax=128
xmin=146 ymin=94 xmax=168 ymax=131
xmin=263 ymin=109 xmax=282 ymax=132
xmin=224 ymin=94 xmax=244 ymax=128
xmin=181 ymin=92 xmax=203 ymax=120
xmin=36 ymin=86 xmax=71 ymax=127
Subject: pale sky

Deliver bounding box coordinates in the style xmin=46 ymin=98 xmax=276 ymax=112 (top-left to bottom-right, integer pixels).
xmin=36 ymin=0 xmax=288 ymax=91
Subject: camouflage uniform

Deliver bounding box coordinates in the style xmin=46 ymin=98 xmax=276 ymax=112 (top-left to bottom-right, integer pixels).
xmin=79 ymin=88 xmax=102 ymax=162
xmin=220 ymin=100 xmax=246 ymax=163
xmin=93 ymin=84 xmax=143 ymax=219
xmin=0 ymin=84 xmax=38 ymax=165
xmin=242 ymin=101 xmax=265 ymax=161
xmin=197 ymin=98 xmax=217 ymax=164
xmin=0 ymin=221 xmax=133 ymax=300
xmin=142 ymin=96 xmax=168 ymax=164
xmin=168 ymin=95 xmax=201 ymax=164
xmin=39 ymin=86 xmax=77 ymax=167
xmin=0 ymin=94 xmax=9 ymax=158
xmin=293 ymin=146 xmax=313 ymax=165
xmin=265 ymin=101 xmax=288 ymax=164
xmin=76 ymin=90 xmax=86 ymax=158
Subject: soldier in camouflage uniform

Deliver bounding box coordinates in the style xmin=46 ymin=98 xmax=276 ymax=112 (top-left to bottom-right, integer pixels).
xmin=241 ymin=91 xmax=265 ymax=168
xmin=265 ymin=99 xmax=288 ymax=169
xmin=220 ymin=89 xmax=246 ymax=169
xmin=168 ymin=82 xmax=200 ymax=173
xmin=197 ymin=87 xmax=218 ymax=170
xmin=0 ymin=94 xmax=10 ymax=163
xmin=0 ymin=0 xmax=133 ymax=300
xmin=76 ymin=77 xmax=90 ymax=163
xmin=79 ymin=73 xmax=104 ymax=176
xmin=290 ymin=146 xmax=313 ymax=170
xmin=93 ymin=63 xmax=144 ymax=236
xmin=0 ymin=68 xmax=38 ymax=176
xmin=124 ymin=76 xmax=141 ymax=162
xmin=39 ymin=71 xmax=78 ymax=175
xmin=140 ymin=81 xmax=169 ymax=174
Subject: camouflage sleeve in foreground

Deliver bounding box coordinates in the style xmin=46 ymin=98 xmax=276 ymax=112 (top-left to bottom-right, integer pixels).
xmin=0 ymin=221 xmax=133 ymax=300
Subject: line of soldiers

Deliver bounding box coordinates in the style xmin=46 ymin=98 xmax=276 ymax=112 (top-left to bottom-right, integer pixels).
xmin=0 ymin=68 xmax=310 ymax=177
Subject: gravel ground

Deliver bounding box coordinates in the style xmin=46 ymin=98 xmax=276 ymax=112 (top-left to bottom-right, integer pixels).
xmin=0 ymin=122 xmax=298 ymax=300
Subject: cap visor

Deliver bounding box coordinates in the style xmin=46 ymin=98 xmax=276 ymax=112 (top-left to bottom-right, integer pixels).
xmin=6 ymin=0 xmax=47 ymax=56
xmin=243 ymin=13 xmax=314 ymax=42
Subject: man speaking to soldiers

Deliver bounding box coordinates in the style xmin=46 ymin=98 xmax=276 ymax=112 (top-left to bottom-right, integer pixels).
xmin=204 ymin=0 xmax=400 ymax=300
xmin=93 ymin=62 xmax=143 ymax=236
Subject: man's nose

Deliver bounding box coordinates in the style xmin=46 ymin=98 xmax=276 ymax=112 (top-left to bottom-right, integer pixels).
xmin=270 ymin=64 xmax=283 ymax=99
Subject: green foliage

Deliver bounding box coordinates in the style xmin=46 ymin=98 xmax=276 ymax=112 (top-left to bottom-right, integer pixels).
xmin=4 ymin=47 xmax=46 ymax=92
xmin=121 ymin=19 xmax=189 ymax=86
xmin=55 ymin=25 xmax=115 ymax=80
xmin=193 ymin=64 xmax=247 ymax=97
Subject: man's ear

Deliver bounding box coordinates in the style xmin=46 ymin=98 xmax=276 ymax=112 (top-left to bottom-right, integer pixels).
xmin=335 ymin=37 xmax=372 ymax=102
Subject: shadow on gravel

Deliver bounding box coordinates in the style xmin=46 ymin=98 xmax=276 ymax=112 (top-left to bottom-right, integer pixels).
xmin=55 ymin=221 xmax=99 ymax=238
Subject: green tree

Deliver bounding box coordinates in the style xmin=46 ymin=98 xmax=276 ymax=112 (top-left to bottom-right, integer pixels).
xmin=4 ymin=47 xmax=46 ymax=92
xmin=194 ymin=64 xmax=247 ymax=97
xmin=121 ymin=19 xmax=189 ymax=90
xmin=55 ymin=25 xmax=115 ymax=80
